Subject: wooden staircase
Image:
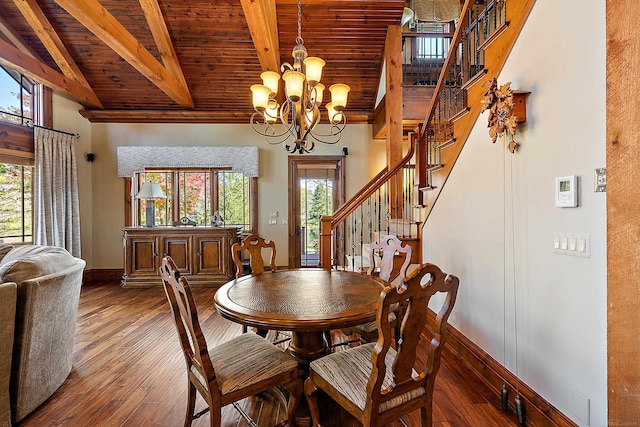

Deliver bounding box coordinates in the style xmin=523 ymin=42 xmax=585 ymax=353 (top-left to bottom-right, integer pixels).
xmin=319 ymin=0 xmax=537 ymax=270
xmin=419 ymin=0 xmax=537 ymax=219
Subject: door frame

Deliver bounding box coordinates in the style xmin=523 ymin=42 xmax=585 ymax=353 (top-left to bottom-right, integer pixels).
xmin=288 ymin=155 xmax=346 ymax=268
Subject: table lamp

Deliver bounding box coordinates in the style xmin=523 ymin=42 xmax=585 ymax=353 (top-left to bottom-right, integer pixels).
xmin=135 ymin=182 xmax=166 ymax=227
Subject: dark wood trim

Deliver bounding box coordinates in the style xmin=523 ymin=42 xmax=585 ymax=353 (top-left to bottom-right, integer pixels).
xmin=0 ymin=121 xmax=34 ymax=159
xmin=288 ymin=156 xmax=346 ymax=269
xmin=432 ymin=311 xmax=578 ymax=427
xmin=78 ymin=109 xmax=374 ymax=124
xmin=83 ymin=268 xmax=124 ymax=285
xmin=124 ymin=178 xmax=132 ymax=227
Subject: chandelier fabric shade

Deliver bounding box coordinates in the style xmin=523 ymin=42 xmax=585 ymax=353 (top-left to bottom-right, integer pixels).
xmin=250 ymin=0 xmax=350 ymax=154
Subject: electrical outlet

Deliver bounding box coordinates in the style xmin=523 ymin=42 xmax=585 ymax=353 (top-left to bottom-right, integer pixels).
xmin=594 ymin=168 xmax=606 ymax=192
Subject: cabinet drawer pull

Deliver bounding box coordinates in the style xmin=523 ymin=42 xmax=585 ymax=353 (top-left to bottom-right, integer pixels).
xmin=197 ymin=252 xmax=201 ymax=257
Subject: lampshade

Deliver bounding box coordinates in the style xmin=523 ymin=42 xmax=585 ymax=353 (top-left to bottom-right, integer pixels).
xmin=303 ymin=57 xmax=325 ymax=85
xmin=283 ymin=70 xmax=305 ymax=102
xmin=401 ymin=7 xmax=414 ymax=26
xmin=135 ymin=182 xmax=166 ymax=199
xmin=264 ymin=100 xmax=279 ymax=125
xmin=326 ymin=102 xmax=343 ymax=124
xmin=329 ymin=84 xmax=351 ymax=111
xmin=313 ymin=83 xmax=325 ymax=105
xmin=251 ymin=84 xmax=271 ymax=111
xmin=261 ymin=71 xmax=280 ymax=96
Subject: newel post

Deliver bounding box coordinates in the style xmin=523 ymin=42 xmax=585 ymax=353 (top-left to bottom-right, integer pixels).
xmin=319 ymin=215 xmax=332 ymax=270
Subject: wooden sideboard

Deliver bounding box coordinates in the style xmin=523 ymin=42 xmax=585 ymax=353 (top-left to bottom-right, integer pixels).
xmin=122 ymin=226 xmax=241 ymax=288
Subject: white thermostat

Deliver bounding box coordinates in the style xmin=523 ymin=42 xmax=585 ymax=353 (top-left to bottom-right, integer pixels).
xmin=555 ymin=175 xmax=578 ymax=207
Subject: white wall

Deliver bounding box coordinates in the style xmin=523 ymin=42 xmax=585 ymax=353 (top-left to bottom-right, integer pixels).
xmin=84 ymin=122 xmax=382 ymax=269
xmin=422 ymin=1 xmax=606 ymax=426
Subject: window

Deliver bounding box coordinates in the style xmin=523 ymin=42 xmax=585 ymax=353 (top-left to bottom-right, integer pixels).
xmin=0 ymin=66 xmax=47 ymax=244
xmin=0 ymin=163 xmax=33 ymax=243
xmin=0 ymin=65 xmax=34 ymax=125
xmin=134 ymin=169 xmax=255 ymax=232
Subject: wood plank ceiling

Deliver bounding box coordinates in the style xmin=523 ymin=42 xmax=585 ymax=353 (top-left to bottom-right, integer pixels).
xmin=0 ymin=0 xmax=405 ymax=124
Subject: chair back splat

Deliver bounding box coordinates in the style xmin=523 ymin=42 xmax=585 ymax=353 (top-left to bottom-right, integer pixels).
xmin=160 ymin=256 xmax=302 ymax=427
xmin=368 ymin=234 xmax=412 ymax=283
xmin=231 ymin=233 xmax=277 ymax=278
xmin=305 ymin=263 xmax=459 ymax=427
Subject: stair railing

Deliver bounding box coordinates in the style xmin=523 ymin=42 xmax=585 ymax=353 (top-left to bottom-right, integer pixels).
xmin=319 ymin=0 xmax=509 ymax=270
xmin=419 ymin=0 xmax=508 ymax=190
xmin=319 ymin=133 xmax=418 ymax=270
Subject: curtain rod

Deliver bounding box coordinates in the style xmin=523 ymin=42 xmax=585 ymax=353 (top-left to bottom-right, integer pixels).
xmin=27 ymin=123 xmax=80 ymax=138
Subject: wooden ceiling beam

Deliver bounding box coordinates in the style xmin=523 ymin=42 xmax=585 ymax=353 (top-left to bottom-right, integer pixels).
xmin=138 ymin=0 xmax=189 ymax=92
xmin=54 ymin=0 xmax=194 ymax=109
xmin=0 ymin=38 xmax=103 ymax=108
xmin=0 ymin=13 xmax=41 ymax=60
xmin=240 ymin=0 xmax=280 ymax=72
xmin=12 ymin=0 xmax=95 ymax=91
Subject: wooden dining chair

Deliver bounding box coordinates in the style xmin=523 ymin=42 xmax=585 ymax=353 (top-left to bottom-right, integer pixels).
xmin=231 ymin=233 xmax=277 ymax=279
xmin=341 ymin=235 xmax=412 ymax=345
xmin=305 ymin=263 xmax=459 ymax=427
xmin=159 ymin=256 xmax=302 ymax=427
xmin=231 ymin=234 xmax=286 ymax=340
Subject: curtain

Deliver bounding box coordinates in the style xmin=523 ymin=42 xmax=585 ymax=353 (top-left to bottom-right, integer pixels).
xmin=414 ymin=0 xmax=460 ymax=22
xmin=33 ymin=128 xmax=81 ymax=257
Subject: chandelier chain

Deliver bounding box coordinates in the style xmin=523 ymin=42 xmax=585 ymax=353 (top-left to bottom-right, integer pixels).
xmin=297 ymin=0 xmax=303 ymax=44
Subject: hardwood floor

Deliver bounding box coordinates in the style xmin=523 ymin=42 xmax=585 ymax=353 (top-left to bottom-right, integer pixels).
xmin=17 ymin=283 xmax=519 ymax=427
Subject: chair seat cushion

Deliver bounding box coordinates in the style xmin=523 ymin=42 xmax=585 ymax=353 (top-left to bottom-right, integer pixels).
xmin=206 ymin=332 xmax=297 ymax=395
xmin=309 ymin=343 xmax=425 ymax=412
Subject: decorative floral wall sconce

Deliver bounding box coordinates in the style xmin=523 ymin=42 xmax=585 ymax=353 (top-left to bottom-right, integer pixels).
xmin=480 ymin=78 xmax=530 ymax=153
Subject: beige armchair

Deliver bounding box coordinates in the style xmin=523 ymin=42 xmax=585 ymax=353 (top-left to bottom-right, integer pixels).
xmin=0 ymin=283 xmax=16 ymax=427
xmin=0 ymin=245 xmax=85 ymax=423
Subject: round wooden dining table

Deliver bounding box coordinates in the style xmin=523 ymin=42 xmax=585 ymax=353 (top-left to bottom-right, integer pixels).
xmin=214 ymin=268 xmax=386 ymax=370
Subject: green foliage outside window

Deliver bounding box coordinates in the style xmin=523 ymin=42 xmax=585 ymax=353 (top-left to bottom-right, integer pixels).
xmin=136 ymin=169 xmax=251 ymax=231
xmin=218 ymin=172 xmax=249 ymax=229
xmin=302 ymin=180 xmax=333 ymax=254
xmin=0 ymin=164 xmax=33 ymax=243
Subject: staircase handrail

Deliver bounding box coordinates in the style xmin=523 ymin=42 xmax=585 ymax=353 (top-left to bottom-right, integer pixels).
xmin=330 ymin=136 xmax=415 ymax=228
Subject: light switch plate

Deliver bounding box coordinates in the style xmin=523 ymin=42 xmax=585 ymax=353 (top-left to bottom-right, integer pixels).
xmin=553 ymin=233 xmax=591 ymax=258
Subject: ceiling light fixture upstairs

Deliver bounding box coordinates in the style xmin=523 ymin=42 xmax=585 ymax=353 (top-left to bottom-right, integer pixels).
xmin=250 ymin=0 xmax=351 ymax=154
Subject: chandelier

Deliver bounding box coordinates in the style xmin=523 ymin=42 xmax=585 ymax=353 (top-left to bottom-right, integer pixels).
xmin=250 ymin=0 xmax=351 ymax=154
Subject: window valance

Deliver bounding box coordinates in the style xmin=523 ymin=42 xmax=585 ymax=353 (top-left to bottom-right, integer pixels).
xmin=117 ymin=146 xmax=259 ymax=177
